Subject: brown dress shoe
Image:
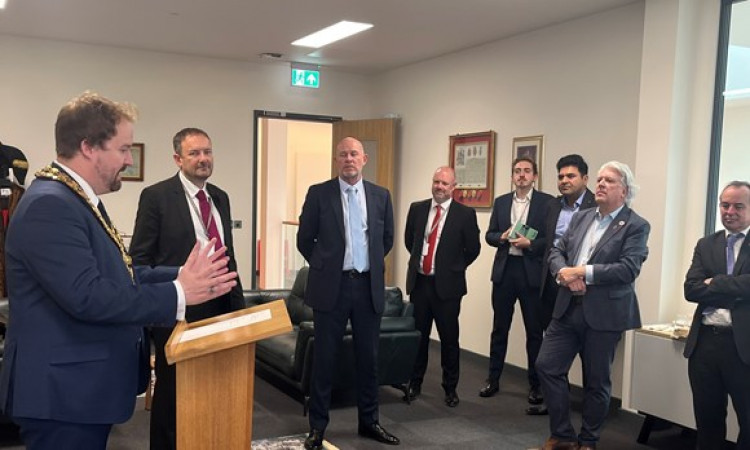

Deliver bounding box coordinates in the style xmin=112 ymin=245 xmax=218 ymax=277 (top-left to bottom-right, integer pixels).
xmin=530 ymin=437 xmax=578 ymax=450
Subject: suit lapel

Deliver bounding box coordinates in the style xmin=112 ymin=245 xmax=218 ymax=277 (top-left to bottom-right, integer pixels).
xmin=169 ymin=175 xmax=194 ymax=232
xmin=570 ymin=209 xmax=597 ymax=263
xmin=731 ymin=233 xmax=750 ymax=275
xmin=416 ymin=200 xmax=431 ymax=241
xmin=331 ymin=179 xmax=346 ymax=240
xmin=590 ymin=207 xmax=630 ymax=259
xmin=207 ymin=184 xmax=232 ymax=238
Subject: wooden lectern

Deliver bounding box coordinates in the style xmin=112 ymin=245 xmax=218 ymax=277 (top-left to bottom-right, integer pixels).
xmin=165 ymin=299 xmax=292 ymax=450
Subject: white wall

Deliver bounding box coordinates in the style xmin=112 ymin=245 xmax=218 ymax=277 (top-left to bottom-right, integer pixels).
xmin=373 ymin=3 xmax=646 ymax=391
xmin=0 ymin=35 xmax=374 ymax=285
xmin=0 ymin=0 xmax=728 ymax=403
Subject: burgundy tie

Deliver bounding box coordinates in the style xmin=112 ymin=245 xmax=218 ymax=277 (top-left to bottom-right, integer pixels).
xmin=196 ymin=190 xmax=223 ymax=251
xmin=422 ymin=205 xmax=442 ymax=275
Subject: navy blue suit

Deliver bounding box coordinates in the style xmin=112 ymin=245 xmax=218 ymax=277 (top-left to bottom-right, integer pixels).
xmin=536 ymin=206 xmax=649 ymax=446
xmin=485 ymin=189 xmax=553 ymax=388
xmin=0 ymin=174 xmax=178 ymax=448
xmin=297 ymin=178 xmax=394 ymax=431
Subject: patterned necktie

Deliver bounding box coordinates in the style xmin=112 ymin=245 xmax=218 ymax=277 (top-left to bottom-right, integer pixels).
xmin=727 ymin=232 xmax=744 ymax=275
xmin=347 ymin=187 xmax=366 ymax=272
xmin=422 ymin=205 xmax=442 ymax=275
xmin=196 ymin=190 xmax=223 ymax=251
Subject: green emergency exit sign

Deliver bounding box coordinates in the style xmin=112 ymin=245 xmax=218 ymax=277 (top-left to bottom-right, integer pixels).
xmin=291 ymin=68 xmax=320 ymax=88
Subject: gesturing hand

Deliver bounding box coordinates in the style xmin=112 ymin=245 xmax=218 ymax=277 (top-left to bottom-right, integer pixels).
xmin=178 ymin=239 xmax=238 ymax=305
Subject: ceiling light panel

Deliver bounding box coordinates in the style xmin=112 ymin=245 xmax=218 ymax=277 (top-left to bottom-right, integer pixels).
xmin=292 ymin=20 xmax=373 ymax=49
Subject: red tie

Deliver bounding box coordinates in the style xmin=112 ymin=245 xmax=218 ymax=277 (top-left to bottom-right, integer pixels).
xmin=422 ymin=205 xmax=442 ymax=275
xmin=196 ymin=190 xmax=223 ymax=251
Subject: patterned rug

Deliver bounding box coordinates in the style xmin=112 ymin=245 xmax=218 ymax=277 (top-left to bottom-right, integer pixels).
xmin=252 ymin=433 xmax=339 ymax=450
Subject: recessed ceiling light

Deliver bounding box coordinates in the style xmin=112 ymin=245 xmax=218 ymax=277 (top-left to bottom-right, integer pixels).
xmin=292 ymin=20 xmax=373 ymax=49
xmin=0 ymin=0 xmax=7 ymax=9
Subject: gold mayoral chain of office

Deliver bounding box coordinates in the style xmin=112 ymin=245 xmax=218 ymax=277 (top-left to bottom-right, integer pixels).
xmin=35 ymin=165 xmax=135 ymax=282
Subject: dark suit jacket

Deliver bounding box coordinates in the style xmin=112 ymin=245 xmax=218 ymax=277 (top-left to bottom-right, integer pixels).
xmin=684 ymin=231 xmax=750 ymax=365
xmin=548 ymin=206 xmax=650 ymax=332
xmin=297 ymin=178 xmax=394 ymax=313
xmin=404 ymin=199 xmax=481 ymax=299
xmin=540 ymin=189 xmax=596 ymax=293
xmin=487 ymin=189 xmax=553 ymax=286
xmin=0 ymin=177 xmax=177 ymax=424
xmin=129 ymin=173 xmax=244 ymax=314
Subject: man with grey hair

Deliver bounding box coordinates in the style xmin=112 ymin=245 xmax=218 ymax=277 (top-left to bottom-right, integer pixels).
xmin=532 ymin=161 xmax=650 ymax=450
xmin=684 ymin=180 xmax=750 ymax=450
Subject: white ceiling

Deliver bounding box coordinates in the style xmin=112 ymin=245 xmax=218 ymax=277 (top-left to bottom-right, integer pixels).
xmin=0 ymin=0 xmax=638 ymax=74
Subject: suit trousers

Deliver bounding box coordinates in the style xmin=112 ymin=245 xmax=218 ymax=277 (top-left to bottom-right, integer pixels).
xmin=535 ymin=301 xmax=622 ymax=446
xmin=688 ymin=325 xmax=750 ymax=450
xmin=308 ymin=273 xmax=380 ymax=431
xmin=539 ymin=273 xmax=559 ymax=330
xmin=488 ymin=256 xmax=543 ymax=388
xmin=14 ymin=417 xmax=112 ymax=450
xmin=410 ymin=273 xmax=462 ymax=391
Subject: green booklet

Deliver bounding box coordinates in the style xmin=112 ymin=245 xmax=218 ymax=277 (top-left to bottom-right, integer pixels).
xmin=510 ymin=221 xmax=538 ymax=240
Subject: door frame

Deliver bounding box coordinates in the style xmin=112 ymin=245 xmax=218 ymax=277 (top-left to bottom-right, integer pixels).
xmin=251 ymin=110 xmax=341 ymax=289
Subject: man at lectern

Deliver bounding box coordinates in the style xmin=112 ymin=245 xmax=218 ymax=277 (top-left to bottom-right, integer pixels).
xmin=0 ymin=92 xmax=236 ymax=450
xmin=130 ymin=127 xmax=245 ymax=450
xmin=297 ymin=137 xmax=399 ymax=449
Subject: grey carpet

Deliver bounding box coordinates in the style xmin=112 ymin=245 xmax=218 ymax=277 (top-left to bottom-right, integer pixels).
xmin=0 ymin=341 xmax=703 ymax=449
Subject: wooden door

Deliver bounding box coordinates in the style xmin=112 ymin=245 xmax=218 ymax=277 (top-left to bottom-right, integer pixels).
xmin=332 ymin=118 xmax=399 ymax=285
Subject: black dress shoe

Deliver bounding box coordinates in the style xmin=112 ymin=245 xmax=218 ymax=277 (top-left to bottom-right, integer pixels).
xmin=358 ymin=422 xmax=400 ymax=445
xmin=525 ymin=403 xmax=548 ymax=415
xmin=479 ymin=380 xmax=499 ymax=398
xmin=304 ymin=429 xmax=324 ymax=450
xmin=403 ymin=381 xmax=421 ymax=402
xmin=528 ymin=386 xmax=544 ymax=405
xmin=444 ymin=390 xmax=460 ymax=407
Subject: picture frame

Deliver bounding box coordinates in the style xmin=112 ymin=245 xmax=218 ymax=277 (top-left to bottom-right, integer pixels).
xmin=512 ymin=135 xmax=544 ymax=190
xmin=122 ymin=143 xmax=144 ymax=181
xmin=449 ymin=130 xmax=496 ymax=209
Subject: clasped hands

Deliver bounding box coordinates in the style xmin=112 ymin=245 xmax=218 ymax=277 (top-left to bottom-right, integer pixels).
xmin=177 ymin=239 xmax=238 ymax=306
xmin=557 ymin=266 xmax=586 ymax=295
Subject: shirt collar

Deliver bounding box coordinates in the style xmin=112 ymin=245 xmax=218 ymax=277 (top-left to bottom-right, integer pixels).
xmin=178 ymin=170 xmax=208 ymax=199
xmin=339 ymin=177 xmax=364 ymax=194
xmin=595 ymin=204 xmax=625 ymax=221
xmin=55 ymin=160 xmax=99 ymax=207
xmin=514 ymin=189 xmax=534 ymax=202
xmin=727 ymin=225 xmax=750 ymax=238
xmin=432 ymin=198 xmax=452 ymax=211
xmin=560 ymin=190 xmax=586 ymax=209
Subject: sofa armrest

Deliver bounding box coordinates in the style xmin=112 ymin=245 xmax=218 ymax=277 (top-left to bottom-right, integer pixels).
xmin=401 ymin=302 xmax=414 ymax=318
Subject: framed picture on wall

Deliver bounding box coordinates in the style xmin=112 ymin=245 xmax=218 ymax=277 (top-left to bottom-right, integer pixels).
xmin=512 ymin=135 xmax=543 ymax=190
xmin=122 ymin=143 xmax=144 ymax=181
xmin=449 ymin=130 xmax=496 ymax=209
